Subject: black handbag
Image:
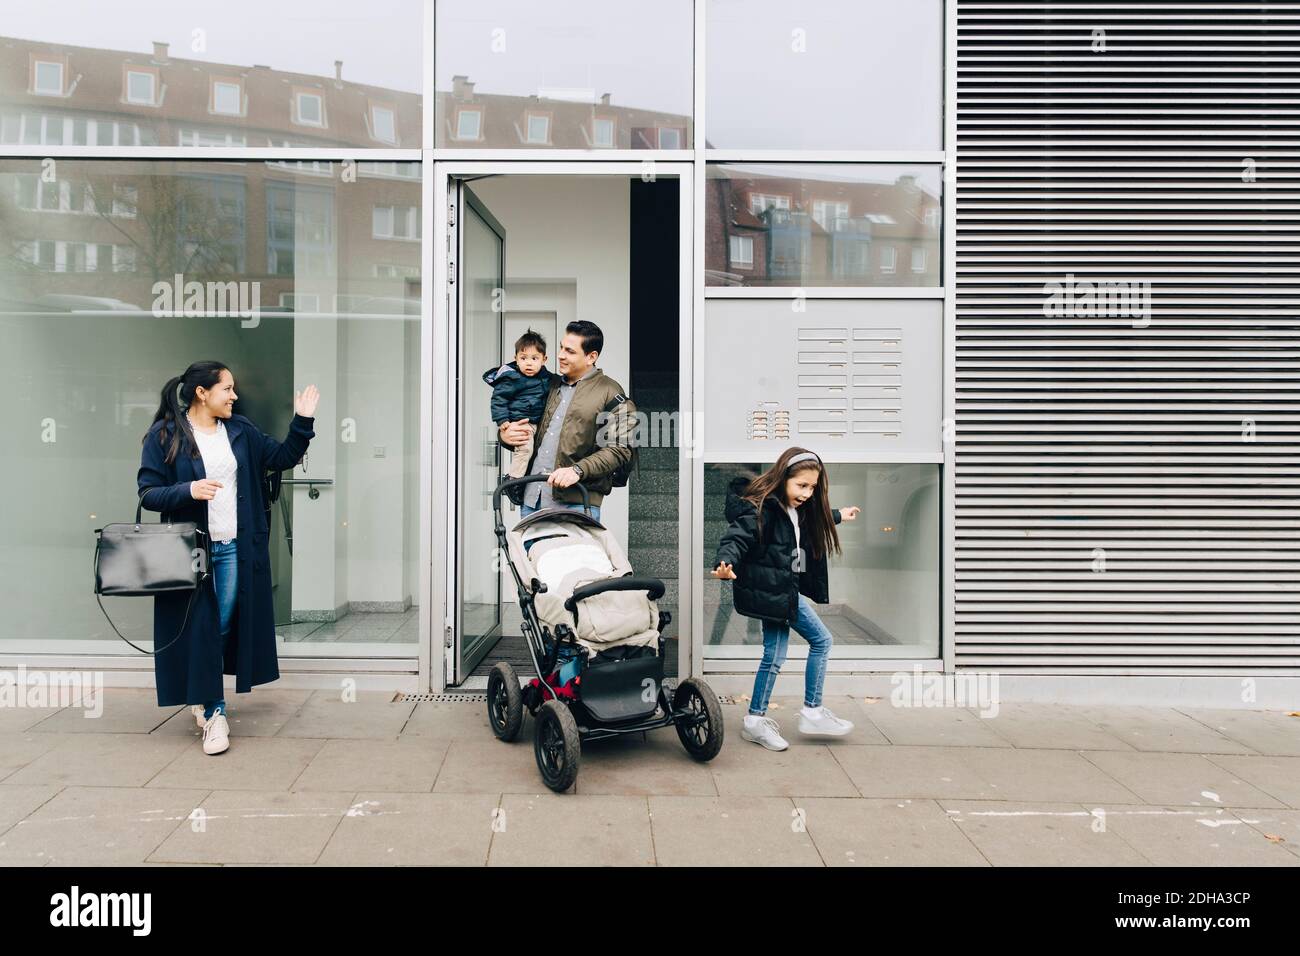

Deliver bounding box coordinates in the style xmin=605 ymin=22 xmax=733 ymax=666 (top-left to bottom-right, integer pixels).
xmin=93 ymin=489 xmax=210 ymax=655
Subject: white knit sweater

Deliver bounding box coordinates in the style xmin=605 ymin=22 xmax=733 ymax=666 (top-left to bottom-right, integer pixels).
xmin=189 ymin=417 xmax=238 ymax=542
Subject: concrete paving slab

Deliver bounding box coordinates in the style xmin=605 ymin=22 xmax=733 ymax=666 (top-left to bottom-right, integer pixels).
xmin=1176 ymin=709 xmax=1300 ymax=757
xmin=317 ymin=792 xmax=499 ymax=865
xmin=148 ymin=789 xmax=355 ymax=865
xmin=1073 ymin=707 xmax=1255 ymax=754
xmin=965 ymin=703 xmax=1136 ymax=751
xmin=1202 ymin=754 xmax=1300 ymax=809
xmin=274 ymin=690 xmax=417 ymax=739
xmin=24 ymin=688 xmax=181 ymax=734
xmin=146 ymin=735 xmax=326 ymax=791
xmin=939 ymin=801 xmax=1151 ymax=866
xmin=1081 ymin=751 xmax=1287 ymax=809
xmin=488 ymin=794 xmax=655 ymax=866
xmin=5 ymin=732 xmax=191 ymax=788
xmin=1091 ymin=804 xmax=1300 ymax=867
xmin=798 ymin=796 xmax=989 ymax=866
xmin=0 ymin=785 xmax=205 ymax=866
xmin=292 ymin=736 xmax=448 ymax=793
xmin=647 ymin=795 xmax=823 ymax=866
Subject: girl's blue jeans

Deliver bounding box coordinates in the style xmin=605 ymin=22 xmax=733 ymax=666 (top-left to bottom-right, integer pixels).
xmin=749 ymin=593 xmax=834 ymax=716
xmin=202 ymin=538 xmax=238 ymax=719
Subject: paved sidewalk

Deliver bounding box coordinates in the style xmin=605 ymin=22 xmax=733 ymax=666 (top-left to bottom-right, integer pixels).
xmin=0 ymin=689 xmax=1296 ymax=866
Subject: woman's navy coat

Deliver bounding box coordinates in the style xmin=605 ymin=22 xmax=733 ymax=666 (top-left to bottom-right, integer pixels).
xmin=136 ymin=413 xmax=315 ymax=706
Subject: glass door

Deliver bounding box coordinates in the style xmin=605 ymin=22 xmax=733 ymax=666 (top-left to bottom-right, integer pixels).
xmin=451 ymin=181 xmax=507 ymax=682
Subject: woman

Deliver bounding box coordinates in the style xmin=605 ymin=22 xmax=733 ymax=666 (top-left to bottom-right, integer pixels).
xmin=711 ymin=447 xmax=861 ymax=752
xmin=137 ymin=360 xmax=319 ymax=755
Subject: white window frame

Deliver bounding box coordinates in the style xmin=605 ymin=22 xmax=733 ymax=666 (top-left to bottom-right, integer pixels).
xmin=33 ymin=60 xmax=64 ymax=97
xmin=729 ymin=235 xmax=753 ymax=268
xmin=658 ymin=126 xmax=682 ymax=149
xmin=125 ymin=70 xmax=157 ymax=106
xmin=911 ymin=245 xmax=927 ymax=273
xmin=455 ymin=109 xmax=482 ymax=141
xmin=593 ymin=117 xmax=615 ymax=148
xmin=212 ymin=80 xmax=242 ymax=116
xmin=295 ymin=92 xmax=325 ymax=127
xmin=371 ymin=106 xmax=397 ymax=144
xmin=525 ymin=113 xmax=550 ymax=144
xmin=880 ymin=245 xmax=897 ymax=274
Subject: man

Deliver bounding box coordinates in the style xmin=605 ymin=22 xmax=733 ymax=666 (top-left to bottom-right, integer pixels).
xmin=498 ymin=320 xmax=634 ymax=523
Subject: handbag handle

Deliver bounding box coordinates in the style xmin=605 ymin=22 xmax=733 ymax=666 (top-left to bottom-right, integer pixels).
xmin=99 ymin=487 xmax=207 ymax=656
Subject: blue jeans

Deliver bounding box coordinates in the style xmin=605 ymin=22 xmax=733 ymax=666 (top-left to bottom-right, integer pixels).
xmin=520 ymin=501 xmax=600 ymax=523
xmin=203 ymin=538 xmax=238 ymax=719
xmin=749 ymin=594 xmax=833 ymax=716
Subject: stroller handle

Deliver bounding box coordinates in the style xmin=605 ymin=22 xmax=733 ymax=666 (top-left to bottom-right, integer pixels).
xmin=493 ymin=473 xmax=591 ymax=515
xmin=564 ymin=575 xmax=666 ymax=613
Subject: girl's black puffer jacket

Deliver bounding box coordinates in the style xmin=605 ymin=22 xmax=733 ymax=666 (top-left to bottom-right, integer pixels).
xmin=713 ymin=474 xmax=842 ymax=626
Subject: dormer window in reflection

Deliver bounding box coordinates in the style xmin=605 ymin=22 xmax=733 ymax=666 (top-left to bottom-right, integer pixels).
xmin=370 ymin=105 xmax=397 ymax=144
xmin=32 ymin=58 xmax=66 ymax=97
xmin=524 ymin=112 xmax=550 ymax=145
xmin=294 ymin=90 xmax=326 ymax=127
xmin=750 ymin=193 xmax=790 ymax=217
xmin=812 ymin=200 xmax=850 ymax=232
xmin=211 ymin=79 xmax=243 ymax=116
xmin=125 ymin=68 xmax=159 ymax=106
xmin=911 ymin=246 xmax=927 ymax=274
xmin=592 ymin=116 xmax=615 ymax=148
xmin=656 ymin=127 xmax=682 ymax=149
xmin=455 ymin=108 xmax=482 ymax=141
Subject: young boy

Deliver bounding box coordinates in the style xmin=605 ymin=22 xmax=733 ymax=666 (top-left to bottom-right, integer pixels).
xmin=482 ymin=330 xmax=554 ymax=478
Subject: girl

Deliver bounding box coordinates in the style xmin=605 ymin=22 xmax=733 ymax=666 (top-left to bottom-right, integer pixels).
xmin=711 ymin=447 xmax=861 ymax=751
xmin=137 ymin=361 xmax=319 ymax=755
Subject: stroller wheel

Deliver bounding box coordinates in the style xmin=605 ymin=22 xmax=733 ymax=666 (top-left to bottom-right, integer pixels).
xmin=533 ymin=699 xmax=581 ymax=793
xmin=487 ymin=662 xmax=523 ymax=741
xmin=673 ymin=678 xmax=724 ymax=761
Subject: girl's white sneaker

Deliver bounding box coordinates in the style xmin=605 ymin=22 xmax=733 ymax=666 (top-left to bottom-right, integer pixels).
xmin=798 ymin=706 xmax=854 ymax=736
xmin=741 ymin=715 xmax=789 ymax=751
xmin=202 ymin=713 xmax=230 ymax=755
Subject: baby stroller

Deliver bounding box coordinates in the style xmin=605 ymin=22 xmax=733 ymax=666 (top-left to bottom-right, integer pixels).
xmin=487 ymin=474 xmax=724 ymax=792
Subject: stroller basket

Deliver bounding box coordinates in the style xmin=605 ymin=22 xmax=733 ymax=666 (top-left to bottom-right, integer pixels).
xmin=578 ymin=651 xmax=664 ymax=722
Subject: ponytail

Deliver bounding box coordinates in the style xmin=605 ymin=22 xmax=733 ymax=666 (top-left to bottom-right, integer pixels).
xmin=143 ymin=361 xmax=229 ymax=465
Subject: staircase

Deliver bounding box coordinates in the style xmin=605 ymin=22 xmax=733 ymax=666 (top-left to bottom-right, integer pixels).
xmin=625 ymin=370 xmax=682 ymax=675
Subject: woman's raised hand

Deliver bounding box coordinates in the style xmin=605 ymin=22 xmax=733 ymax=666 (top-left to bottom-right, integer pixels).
xmin=190 ymin=479 xmax=223 ymax=500
xmin=840 ymin=506 xmax=861 ymax=521
xmin=711 ymin=562 xmax=737 ymax=580
xmin=294 ymin=384 xmax=320 ymax=418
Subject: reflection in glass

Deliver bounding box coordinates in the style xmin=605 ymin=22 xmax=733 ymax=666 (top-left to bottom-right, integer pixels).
xmin=704 ymin=462 xmax=940 ymax=656
xmin=707 ymin=0 xmax=944 ymax=150
xmin=0 ymin=0 xmax=422 ymax=149
xmin=707 ymin=164 xmax=941 ymax=287
xmin=435 ymin=0 xmax=693 ymax=149
xmin=0 ymin=159 xmax=422 ymax=653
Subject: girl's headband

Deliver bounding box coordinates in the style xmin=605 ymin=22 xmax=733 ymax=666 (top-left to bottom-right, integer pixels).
xmin=785 ymin=452 xmax=822 ymax=471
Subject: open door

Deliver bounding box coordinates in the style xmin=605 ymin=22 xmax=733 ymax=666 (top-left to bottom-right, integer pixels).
xmin=449 ymin=180 xmax=507 ymax=683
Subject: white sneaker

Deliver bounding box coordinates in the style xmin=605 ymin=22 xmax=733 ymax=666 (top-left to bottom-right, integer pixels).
xmin=798 ymin=706 xmax=854 ymax=736
xmin=191 ymin=705 xmax=207 ymax=730
xmin=741 ymin=715 xmax=789 ymax=751
xmin=202 ymin=712 xmax=230 ymax=755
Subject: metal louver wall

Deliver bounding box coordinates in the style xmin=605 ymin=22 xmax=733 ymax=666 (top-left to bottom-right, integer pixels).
xmin=954 ymin=1 xmax=1300 ymax=674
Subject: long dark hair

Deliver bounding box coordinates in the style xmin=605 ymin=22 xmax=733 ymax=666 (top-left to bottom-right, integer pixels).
xmin=143 ymin=360 xmax=229 ymax=465
xmin=742 ymin=446 xmax=841 ymax=560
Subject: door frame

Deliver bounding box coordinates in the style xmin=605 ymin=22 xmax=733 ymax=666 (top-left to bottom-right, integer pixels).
xmin=430 ymin=160 xmax=696 ymax=690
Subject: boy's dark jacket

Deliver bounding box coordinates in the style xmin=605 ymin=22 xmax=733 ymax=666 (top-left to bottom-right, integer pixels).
xmin=714 ymin=474 xmax=842 ymax=626
xmin=482 ymin=361 xmax=554 ymax=424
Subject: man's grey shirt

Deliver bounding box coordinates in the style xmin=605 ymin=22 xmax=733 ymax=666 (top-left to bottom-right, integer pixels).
xmin=523 ymin=365 xmax=598 ymax=509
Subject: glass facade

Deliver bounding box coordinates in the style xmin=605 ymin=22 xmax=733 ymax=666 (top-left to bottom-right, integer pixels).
xmin=1 ymin=1 xmax=949 ymax=681
xmin=0 ymin=159 xmax=422 ymax=654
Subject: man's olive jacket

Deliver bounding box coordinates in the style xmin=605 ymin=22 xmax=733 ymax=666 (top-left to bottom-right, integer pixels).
xmin=500 ymin=367 xmax=635 ymax=506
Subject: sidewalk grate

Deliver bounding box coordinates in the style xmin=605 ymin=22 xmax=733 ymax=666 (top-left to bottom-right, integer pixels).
xmin=392 ymin=692 xmax=484 ymax=703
